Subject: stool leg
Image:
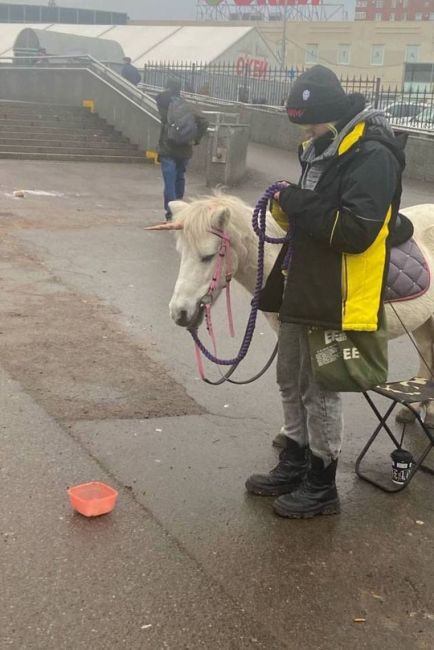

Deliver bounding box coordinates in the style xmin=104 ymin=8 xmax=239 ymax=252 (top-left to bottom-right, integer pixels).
xmin=356 ymin=396 xmax=434 ymax=493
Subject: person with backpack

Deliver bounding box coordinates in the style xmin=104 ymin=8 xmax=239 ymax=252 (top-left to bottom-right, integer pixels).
xmin=245 ymin=65 xmax=410 ymax=519
xmin=156 ymin=79 xmax=208 ymax=221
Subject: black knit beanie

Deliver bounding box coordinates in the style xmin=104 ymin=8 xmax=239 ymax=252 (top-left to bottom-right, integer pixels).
xmin=286 ymin=65 xmax=350 ymax=125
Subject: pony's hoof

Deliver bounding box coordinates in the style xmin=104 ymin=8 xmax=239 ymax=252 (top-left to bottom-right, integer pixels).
xmin=395 ymin=407 xmax=417 ymax=424
xmin=272 ymin=433 xmax=289 ymax=449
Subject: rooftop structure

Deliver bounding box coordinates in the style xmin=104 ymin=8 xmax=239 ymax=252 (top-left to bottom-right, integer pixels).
xmin=197 ymin=0 xmax=347 ymax=22
xmin=0 ymin=2 xmax=127 ymax=25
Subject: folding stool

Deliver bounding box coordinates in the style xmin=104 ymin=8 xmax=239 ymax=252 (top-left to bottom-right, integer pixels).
xmin=355 ymin=377 xmax=434 ymax=492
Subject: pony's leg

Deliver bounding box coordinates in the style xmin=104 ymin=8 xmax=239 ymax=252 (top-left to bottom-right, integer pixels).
xmin=396 ymin=317 xmax=434 ymax=426
xmin=421 ymin=317 xmax=434 ymax=427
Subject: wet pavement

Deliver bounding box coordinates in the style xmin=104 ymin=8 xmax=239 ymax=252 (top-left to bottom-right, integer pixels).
xmin=0 ymin=146 xmax=433 ymax=650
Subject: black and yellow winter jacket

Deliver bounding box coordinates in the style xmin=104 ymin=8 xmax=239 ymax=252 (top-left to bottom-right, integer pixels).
xmin=260 ymin=107 xmax=407 ymax=332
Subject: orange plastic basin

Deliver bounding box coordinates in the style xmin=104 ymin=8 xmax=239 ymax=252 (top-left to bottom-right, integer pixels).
xmin=67 ymin=481 xmax=118 ymax=517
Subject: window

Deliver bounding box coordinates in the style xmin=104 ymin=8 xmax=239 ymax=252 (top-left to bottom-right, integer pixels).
xmin=25 ymin=6 xmax=41 ymax=21
xmin=355 ymin=11 xmax=367 ymax=18
xmin=390 ymin=0 xmax=396 ymax=7
xmin=59 ymin=8 xmax=77 ymax=22
xmin=10 ymin=5 xmax=25 ymax=21
xmin=430 ymin=12 xmax=434 ymax=19
xmin=305 ymin=43 xmax=319 ymax=64
xmin=78 ymin=9 xmax=94 ymax=25
xmin=402 ymin=0 xmax=408 ymax=8
xmin=375 ymin=12 xmax=383 ymax=20
xmin=41 ymin=7 xmax=58 ymax=21
xmin=376 ymin=0 xmax=383 ymax=7
xmin=97 ymin=12 xmax=113 ymax=23
xmin=415 ymin=12 xmax=423 ymax=19
xmin=405 ymin=45 xmax=420 ymax=62
xmin=337 ymin=44 xmax=351 ymax=65
xmin=371 ymin=44 xmax=385 ymax=65
xmin=357 ymin=0 xmax=367 ymax=6
xmin=390 ymin=11 xmax=396 ymax=19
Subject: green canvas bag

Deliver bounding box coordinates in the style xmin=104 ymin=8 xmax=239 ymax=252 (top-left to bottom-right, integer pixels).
xmin=307 ymin=308 xmax=388 ymax=392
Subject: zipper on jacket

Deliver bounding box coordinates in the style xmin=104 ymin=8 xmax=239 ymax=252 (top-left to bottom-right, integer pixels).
xmin=342 ymin=255 xmax=348 ymax=320
xmin=329 ymin=210 xmax=340 ymax=245
xmin=300 ymin=162 xmax=311 ymax=189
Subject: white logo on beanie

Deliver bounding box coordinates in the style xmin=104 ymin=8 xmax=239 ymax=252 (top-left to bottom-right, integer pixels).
xmin=302 ymin=89 xmax=310 ymax=101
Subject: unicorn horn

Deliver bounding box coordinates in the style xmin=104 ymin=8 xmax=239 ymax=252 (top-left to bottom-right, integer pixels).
xmin=143 ymin=222 xmax=183 ymax=231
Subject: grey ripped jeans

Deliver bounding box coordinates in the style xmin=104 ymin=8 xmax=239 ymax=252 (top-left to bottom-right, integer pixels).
xmin=277 ymin=322 xmax=343 ymax=464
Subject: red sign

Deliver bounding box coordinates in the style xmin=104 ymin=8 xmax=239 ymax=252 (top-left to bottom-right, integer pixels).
xmin=236 ymin=55 xmax=269 ymax=79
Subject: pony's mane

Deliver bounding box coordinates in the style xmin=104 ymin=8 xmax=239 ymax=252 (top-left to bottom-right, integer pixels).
xmin=175 ymin=192 xmax=283 ymax=247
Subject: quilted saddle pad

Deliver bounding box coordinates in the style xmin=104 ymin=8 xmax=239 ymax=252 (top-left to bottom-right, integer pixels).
xmin=385 ymin=238 xmax=430 ymax=303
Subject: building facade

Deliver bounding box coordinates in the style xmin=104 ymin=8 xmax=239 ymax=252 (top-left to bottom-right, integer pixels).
xmin=355 ymin=0 xmax=434 ymax=22
xmin=258 ymin=20 xmax=434 ymax=86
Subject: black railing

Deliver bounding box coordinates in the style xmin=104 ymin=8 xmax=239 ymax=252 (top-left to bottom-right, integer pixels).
xmin=142 ymin=62 xmax=434 ymax=131
xmin=373 ymin=86 xmax=434 ymax=131
xmin=143 ymin=61 xmax=380 ymax=106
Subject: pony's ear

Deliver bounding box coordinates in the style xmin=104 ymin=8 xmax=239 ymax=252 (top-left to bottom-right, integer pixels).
xmin=212 ymin=207 xmax=230 ymax=231
xmin=169 ymin=200 xmax=188 ymax=216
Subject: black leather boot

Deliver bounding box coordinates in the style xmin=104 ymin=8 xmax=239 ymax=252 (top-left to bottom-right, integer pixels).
xmin=273 ymin=453 xmax=340 ymax=518
xmin=245 ymin=438 xmax=308 ymax=496
xmin=272 ymin=432 xmax=290 ymax=449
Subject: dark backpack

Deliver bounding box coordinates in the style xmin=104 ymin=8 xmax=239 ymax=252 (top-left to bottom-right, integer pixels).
xmin=166 ymin=97 xmax=199 ymax=145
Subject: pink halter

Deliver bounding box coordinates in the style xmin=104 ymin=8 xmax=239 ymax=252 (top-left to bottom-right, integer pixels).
xmin=194 ymin=228 xmax=235 ymax=379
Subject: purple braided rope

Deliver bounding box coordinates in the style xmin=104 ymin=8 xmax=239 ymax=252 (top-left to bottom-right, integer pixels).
xmin=190 ymin=183 xmax=291 ymax=366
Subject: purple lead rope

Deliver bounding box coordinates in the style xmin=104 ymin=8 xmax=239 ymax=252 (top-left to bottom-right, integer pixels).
xmin=190 ymin=182 xmax=292 ymax=367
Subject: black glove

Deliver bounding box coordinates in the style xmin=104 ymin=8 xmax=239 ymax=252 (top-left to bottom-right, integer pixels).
xmin=278 ymin=185 xmax=318 ymax=219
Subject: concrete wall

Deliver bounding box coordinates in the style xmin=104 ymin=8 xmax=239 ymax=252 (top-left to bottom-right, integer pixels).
xmin=239 ymin=105 xmax=299 ymax=152
xmin=404 ymin=134 xmax=434 ymax=183
xmin=0 ymin=66 xmax=249 ymax=186
xmin=189 ymin=123 xmax=250 ymax=187
xmin=238 ymin=105 xmax=434 ymax=183
xmin=0 ymin=66 xmax=161 ymax=152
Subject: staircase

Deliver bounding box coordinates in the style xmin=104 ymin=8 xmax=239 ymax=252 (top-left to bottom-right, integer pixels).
xmin=0 ymin=101 xmax=146 ymax=163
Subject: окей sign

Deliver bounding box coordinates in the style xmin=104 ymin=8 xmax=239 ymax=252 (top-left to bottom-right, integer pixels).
xmin=236 ymin=56 xmax=268 ymax=78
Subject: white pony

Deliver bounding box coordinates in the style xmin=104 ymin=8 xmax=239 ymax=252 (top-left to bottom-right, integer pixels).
xmin=165 ymin=195 xmax=434 ymax=425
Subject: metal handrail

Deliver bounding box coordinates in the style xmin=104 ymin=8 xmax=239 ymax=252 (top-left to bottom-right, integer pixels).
xmin=0 ymin=54 xmax=161 ymax=122
xmin=0 ymin=55 xmax=253 ymax=132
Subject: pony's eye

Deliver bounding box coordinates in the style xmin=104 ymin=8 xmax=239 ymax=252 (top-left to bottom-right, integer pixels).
xmin=201 ymin=254 xmax=215 ymax=263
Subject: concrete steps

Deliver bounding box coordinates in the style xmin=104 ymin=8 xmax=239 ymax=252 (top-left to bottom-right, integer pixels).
xmin=0 ymin=152 xmax=145 ymax=163
xmin=0 ymin=125 xmax=119 ymax=136
xmin=0 ymin=133 xmax=129 ymax=144
xmin=0 ymin=102 xmax=145 ymax=163
xmin=0 ymin=144 xmax=142 ymax=156
xmin=0 ymin=139 xmax=132 ymax=150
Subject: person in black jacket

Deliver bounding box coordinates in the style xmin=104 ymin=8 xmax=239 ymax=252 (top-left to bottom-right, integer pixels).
xmin=245 ymin=65 xmax=408 ymax=519
xmin=156 ymin=79 xmax=208 ymax=221
xmin=121 ymin=57 xmax=141 ymax=86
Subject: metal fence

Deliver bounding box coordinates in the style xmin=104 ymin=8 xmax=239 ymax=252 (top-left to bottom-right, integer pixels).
xmin=142 ymin=62 xmax=434 ymax=131
xmin=374 ymin=86 xmax=434 ymax=131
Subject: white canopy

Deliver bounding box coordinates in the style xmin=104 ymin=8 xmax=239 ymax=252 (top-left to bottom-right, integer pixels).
xmin=0 ymin=23 xmax=278 ymax=66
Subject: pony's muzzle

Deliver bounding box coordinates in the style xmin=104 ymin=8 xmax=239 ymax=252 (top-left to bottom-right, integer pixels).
xmin=175 ymin=309 xmax=189 ymax=327
xmin=171 ymin=302 xmax=205 ymax=329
